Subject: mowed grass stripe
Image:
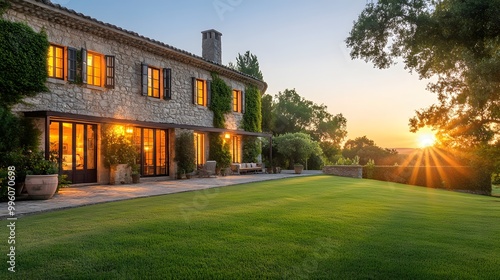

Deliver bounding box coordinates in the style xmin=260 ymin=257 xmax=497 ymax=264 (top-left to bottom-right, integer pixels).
xmin=5 ymin=176 xmax=500 ymax=279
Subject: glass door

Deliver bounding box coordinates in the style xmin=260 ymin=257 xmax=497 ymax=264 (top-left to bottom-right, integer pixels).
xmin=49 ymin=121 xmax=97 ymax=184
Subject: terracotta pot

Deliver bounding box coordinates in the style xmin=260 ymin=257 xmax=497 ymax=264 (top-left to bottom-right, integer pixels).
xmin=294 ymin=165 xmax=303 ymax=174
xmin=25 ymin=174 xmax=58 ymax=200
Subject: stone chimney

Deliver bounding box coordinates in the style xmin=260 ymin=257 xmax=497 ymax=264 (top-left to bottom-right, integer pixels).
xmin=202 ymin=29 xmax=222 ymax=64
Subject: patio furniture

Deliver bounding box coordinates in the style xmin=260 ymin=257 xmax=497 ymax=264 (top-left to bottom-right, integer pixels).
xmin=231 ymin=163 xmax=263 ymax=174
xmin=198 ymin=161 xmax=217 ymax=178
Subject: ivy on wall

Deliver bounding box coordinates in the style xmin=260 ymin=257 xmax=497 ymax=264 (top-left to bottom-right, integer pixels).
xmin=242 ymin=85 xmax=262 ymax=133
xmin=0 ymin=18 xmax=49 ymax=107
xmin=241 ymin=85 xmax=262 ymax=162
xmin=209 ymin=72 xmax=232 ymax=128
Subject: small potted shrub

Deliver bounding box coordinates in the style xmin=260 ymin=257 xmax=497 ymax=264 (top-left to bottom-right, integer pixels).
xmin=294 ymin=163 xmax=304 ymax=174
xmin=131 ymin=163 xmax=140 ymax=184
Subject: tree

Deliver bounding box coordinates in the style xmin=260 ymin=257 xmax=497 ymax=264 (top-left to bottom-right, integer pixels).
xmin=274 ymin=132 xmax=321 ymax=169
xmin=261 ymin=94 xmax=274 ymax=133
xmin=346 ymin=0 xmax=499 ymax=170
xmin=342 ymin=136 xmax=399 ymax=165
xmin=273 ymin=89 xmax=347 ymax=147
xmin=234 ymin=51 xmax=264 ymax=81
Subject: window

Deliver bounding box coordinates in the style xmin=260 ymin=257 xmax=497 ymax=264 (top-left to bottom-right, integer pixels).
xmin=192 ymin=78 xmax=210 ymax=106
xmin=81 ymin=49 xmax=114 ymax=88
xmin=86 ymin=52 xmax=102 ymax=86
xmin=47 ymin=44 xmax=64 ymax=79
xmin=148 ymin=67 xmax=160 ymax=98
xmin=141 ymin=64 xmax=171 ymax=99
xmin=197 ymin=79 xmax=206 ymax=106
xmin=194 ymin=132 xmax=205 ymax=166
xmin=233 ymin=90 xmax=242 ymax=112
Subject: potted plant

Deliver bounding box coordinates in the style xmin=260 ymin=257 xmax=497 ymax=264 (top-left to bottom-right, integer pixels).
xmin=102 ymin=125 xmax=137 ymax=184
xmin=131 ymin=163 xmax=140 ymax=184
xmin=294 ymin=163 xmax=304 ymax=174
xmin=24 ymin=150 xmax=59 ymax=200
xmin=174 ymin=131 xmax=196 ymax=179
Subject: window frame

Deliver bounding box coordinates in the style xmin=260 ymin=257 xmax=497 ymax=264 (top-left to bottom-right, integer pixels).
xmin=86 ymin=51 xmax=103 ymax=87
xmin=233 ymin=90 xmax=242 ymax=113
xmin=47 ymin=44 xmax=65 ymax=80
xmin=196 ymin=79 xmax=207 ymax=106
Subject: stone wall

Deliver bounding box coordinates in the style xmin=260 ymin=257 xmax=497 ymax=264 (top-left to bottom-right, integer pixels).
xmin=4 ymin=9 xmax=246 ymax=129
xmin=322 ymin=165 xmax=363 ymax=179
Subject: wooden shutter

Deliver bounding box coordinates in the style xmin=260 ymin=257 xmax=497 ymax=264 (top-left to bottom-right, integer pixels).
xmin=105 ymin=55 xmax=115 ymax=89
xmin=207 ymin=80 xmax=212 ymax=107
xmin=141 ymin=63 xmax=148 ymax=96
xmin=67 ymin=47 xmax=77 ymax=82
xmin=163 ymin=68 xmax=171 ymax=100
xmin=81 ymin=48 xmax=87 ymax=84
xmin=191 ymin=77 xmax=196 ymax=104
xmin=241 ymin=91 xmax=246 ymax=114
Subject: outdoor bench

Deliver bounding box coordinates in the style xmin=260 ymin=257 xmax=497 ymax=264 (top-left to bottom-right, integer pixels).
xmin=231 ymin=163 xmax=263 ymax=174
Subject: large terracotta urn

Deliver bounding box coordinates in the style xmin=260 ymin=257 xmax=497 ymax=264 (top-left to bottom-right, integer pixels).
xmin=24 ymin=174 xmax=58 ymax=200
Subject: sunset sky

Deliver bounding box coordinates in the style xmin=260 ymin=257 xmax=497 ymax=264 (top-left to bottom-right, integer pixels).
xmin=59 ymin=0 xmax=438 ymax=148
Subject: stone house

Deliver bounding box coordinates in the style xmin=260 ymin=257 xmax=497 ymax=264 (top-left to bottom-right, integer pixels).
xmin=4 ymin=0 xmax=268 ymax=184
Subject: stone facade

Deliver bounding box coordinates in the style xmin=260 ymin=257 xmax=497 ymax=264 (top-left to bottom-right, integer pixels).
xmin=4 ymin=0 xmax=267 ymax=183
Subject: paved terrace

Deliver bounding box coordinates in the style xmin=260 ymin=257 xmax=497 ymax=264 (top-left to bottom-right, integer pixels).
xmin=1 ymin=170 xmax=322 ymax=218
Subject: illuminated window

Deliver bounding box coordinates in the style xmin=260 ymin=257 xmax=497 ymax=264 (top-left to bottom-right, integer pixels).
xmin=148 ymin=67 xmax=160 ymax=98
xmin=47 ymin=44 xmax=64 ymax=79
xmin=196 ymin=79 xmax=207 ymax=106
xmin=194 ymin=132 xmax=205 ymax=166
xmin=141 ymin=64 xmax=171 ymax=99
xmin=87 ymin=52 xmax=102 ymax=86
xmin=233 ymin=90 xmax=242 ymax=112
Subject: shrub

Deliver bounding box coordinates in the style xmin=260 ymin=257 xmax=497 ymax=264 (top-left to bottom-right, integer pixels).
xmin=362 ymin=165 xmax=492 ymax=195
xmin=101 ymin=125 xmax=137 ymax=168
xmin=208 ymin=133 xmax=232 ymax=172
xmin=174 ymin=131 xmax=196 ymax=174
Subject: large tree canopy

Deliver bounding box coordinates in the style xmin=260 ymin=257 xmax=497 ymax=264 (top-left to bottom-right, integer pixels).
xmin=346 ymin=0 xmax=500 ymax=150
xmin=273 ymin=89 xmax=347 ymax=147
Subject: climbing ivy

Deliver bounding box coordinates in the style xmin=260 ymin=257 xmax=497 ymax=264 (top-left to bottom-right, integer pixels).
xmin=0 ymin=18 xmax=49 ymax=108
xmin=209 ymin=73 xmax=232 ymax=128
xmin=241 ymin=85 xmax=262 ymax=162
xmin=241 ymin=85 xmax=262 ymax=132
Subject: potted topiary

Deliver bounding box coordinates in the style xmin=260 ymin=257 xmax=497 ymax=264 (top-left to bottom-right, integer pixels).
xmin=24 ymin=151 xmax=59 ymax=200
xmin=294 ymin=163 xmax=304 ymax=174
xmin=102 ymin=125 xmax=137 ymax=185
xmin=130 ymin=163 xmax=140 ymax=184
xmin=175 ymin=131 xmax=196 ymax=179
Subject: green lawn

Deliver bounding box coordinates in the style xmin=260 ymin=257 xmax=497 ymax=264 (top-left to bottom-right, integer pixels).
xmin=3 ymin=176 xmax=500 ymax=279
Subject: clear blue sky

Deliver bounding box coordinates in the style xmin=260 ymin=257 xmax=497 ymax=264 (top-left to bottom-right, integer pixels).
xmin=58 ymin=0 xmax=437 ymax=148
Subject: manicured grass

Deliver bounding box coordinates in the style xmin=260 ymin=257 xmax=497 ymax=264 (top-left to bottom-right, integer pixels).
xmin=3 ymin=176 xmax=500 ymax=279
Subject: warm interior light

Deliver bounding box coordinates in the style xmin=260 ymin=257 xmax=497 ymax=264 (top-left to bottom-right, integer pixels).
xmin=125 ymin=127 xmax=134 ymax=134
xmin=224 ymin=133 xmax=231 ymax=139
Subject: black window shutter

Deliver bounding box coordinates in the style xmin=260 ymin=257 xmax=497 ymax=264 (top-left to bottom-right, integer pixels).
xmin=141 ymin=63 xmax=148 ymax=96
xmin=207 ymin=80 xmax=212 ymax=107
xmin=105 ymin=55 xmax=115 ymax=89
xmin=241 ymin=91 xmax=246 ymax=114
xmin=191 ymin=77 xmax=196 ymax=104
xmin=81 ymin=48 xmax=87 ymax=84
xmin=67 ymin=47 xmax=77 ymax=82
xmin=163 ymin=68 xmax=171 ymax=100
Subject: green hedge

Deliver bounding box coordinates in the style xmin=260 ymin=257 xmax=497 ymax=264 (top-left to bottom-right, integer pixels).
xmin=363 ymin=166 xmax=492 ymax=195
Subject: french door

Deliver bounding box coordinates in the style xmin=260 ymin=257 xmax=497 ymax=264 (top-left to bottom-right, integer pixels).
xmin=49 ymin=121 xmax=97 ymax=184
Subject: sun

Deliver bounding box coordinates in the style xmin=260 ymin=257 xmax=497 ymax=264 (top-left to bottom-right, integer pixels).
xmin=418 ymin=133 xmax=437 ymax=148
